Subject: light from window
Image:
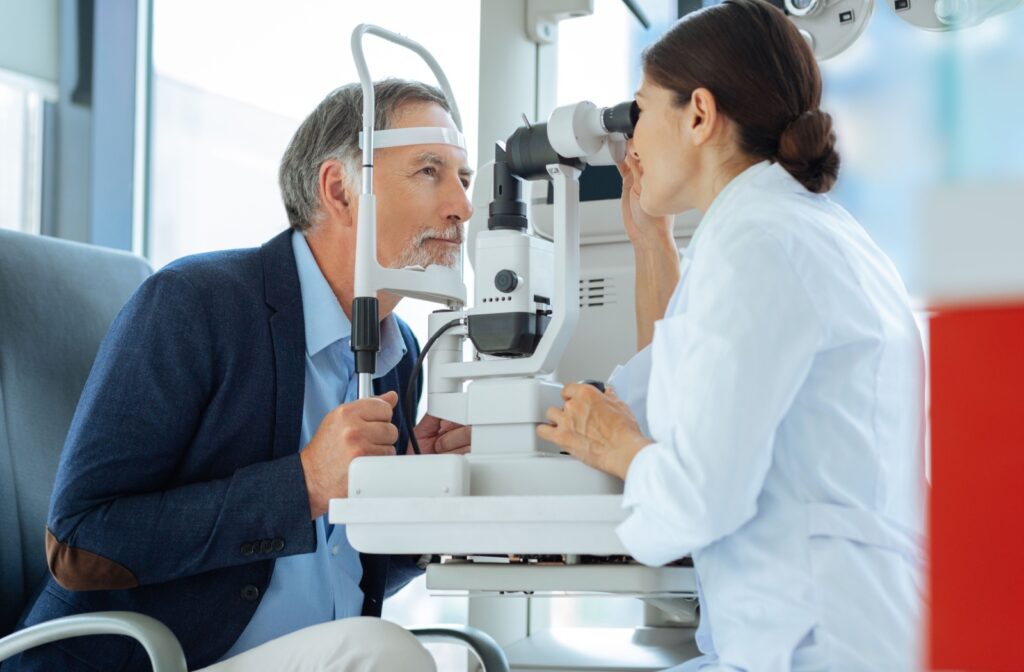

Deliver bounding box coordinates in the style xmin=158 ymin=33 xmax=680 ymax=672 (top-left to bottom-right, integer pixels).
xmin=0 ymin=79 xmax=43 ymax=235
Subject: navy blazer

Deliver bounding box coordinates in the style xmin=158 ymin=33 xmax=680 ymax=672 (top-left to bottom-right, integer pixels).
xmin=11 ymin=230 xmax=423 ymax=671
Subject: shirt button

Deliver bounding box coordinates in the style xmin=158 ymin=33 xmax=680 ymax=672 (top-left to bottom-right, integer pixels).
xmin=240 ymin=543 xmax=254 ymax=556
xmin=241 ymin=584 xmax=260 ymax=601
xmin=260 ymin=539 xmax=273 ymax=554
xmin=331 ymin=545 xmax=340 ymax=556
xmin=272 ymin=538 xmax=285 ymax=552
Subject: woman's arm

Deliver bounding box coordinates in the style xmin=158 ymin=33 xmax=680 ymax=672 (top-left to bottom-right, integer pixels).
xmin=619 ymin=151 xmax=680 ymax=349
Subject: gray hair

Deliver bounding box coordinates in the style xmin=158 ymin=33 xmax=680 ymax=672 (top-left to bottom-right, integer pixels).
xmin=279 ymin=78 xmax=451 ymax=232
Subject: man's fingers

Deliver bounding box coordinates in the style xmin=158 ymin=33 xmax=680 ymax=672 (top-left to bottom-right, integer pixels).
xmin=435 ymin=426 xmax=472 ymax=453
xmin=377 ymin=391 xmax=399 ymax=408
xmin=415 ymin=413 xmax=443 ymax=435
xmin=363 ymin=420 xmax=399 ymax=446
xmin=364 ymin=443 xmax=397 ymax=457
xmin=438 ymin=419 xmax=462 ymax=433
xmin=348 ymin=396 xmax=396 ymax=422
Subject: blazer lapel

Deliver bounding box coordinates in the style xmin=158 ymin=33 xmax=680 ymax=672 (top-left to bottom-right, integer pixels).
xmin=260 ymin=230 xmax=306 ymax=460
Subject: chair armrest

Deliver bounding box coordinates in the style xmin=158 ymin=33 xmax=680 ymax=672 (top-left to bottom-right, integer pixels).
xmin=0 ymin=611 xmax=187 ymax=671
xmin=408 ymin=624 xmax=509 ymax=672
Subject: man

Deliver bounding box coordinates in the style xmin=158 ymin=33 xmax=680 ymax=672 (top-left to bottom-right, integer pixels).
xmin=11 ymin=79 xmax=473 ymax=670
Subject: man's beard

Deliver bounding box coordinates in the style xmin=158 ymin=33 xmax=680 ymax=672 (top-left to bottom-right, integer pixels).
xmin=392 ymin=226 xmax=463 ymax=269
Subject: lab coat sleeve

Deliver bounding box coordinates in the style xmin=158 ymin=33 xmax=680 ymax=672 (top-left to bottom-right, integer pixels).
xmin=616 ymin=222 xmax=825 ymax=566
xmin=607 ymin=344 xmax=653 ymax=437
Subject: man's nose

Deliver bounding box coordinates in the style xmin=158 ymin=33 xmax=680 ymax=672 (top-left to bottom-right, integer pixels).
xmin=444 ymin=180 xmax=474 ymax=225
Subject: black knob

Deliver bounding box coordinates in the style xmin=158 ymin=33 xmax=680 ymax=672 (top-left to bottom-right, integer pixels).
xmin=494 ymin=270 xmax=519 ymax=294
xmin=580 ymin=379 xmax=606 ymax=393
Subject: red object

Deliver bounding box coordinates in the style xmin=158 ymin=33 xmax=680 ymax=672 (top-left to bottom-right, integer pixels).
xmin=929 ymin=303 xmax=1024 ymax=671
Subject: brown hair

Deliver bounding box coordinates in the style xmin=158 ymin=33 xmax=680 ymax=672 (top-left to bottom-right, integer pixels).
xmin=642 ymin=0 xmax=840 ymax=193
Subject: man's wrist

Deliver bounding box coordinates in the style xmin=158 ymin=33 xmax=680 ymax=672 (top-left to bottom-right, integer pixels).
xmin=299 ymin=450 xmax=326 ymax=519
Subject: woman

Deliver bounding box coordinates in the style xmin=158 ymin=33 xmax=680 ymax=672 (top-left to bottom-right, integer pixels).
xmin=537 ymin=1 xmax=927 ymax=670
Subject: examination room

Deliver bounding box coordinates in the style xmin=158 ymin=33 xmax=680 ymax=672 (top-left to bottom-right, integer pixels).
xmin=1 ymin=0 xmax=1022 ymax=670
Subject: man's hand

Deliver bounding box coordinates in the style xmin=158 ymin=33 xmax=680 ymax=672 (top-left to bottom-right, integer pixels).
xmin=537 ymin=383 xmax=651 ymax=480
xmin=299 ymin=391 xmax=400 ymax=519
xmin=412 ymin=414 xmax=471 ymax=455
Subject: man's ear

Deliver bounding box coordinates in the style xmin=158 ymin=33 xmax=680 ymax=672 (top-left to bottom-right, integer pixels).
xmin=686 ymin=87 xmax=720 ymax=147
xmin=318 ymin=160 xmax=354 ymax=227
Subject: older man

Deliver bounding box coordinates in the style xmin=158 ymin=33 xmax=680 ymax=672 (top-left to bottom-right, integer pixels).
xmin=12 ymin=79 xmax=473 ymax=671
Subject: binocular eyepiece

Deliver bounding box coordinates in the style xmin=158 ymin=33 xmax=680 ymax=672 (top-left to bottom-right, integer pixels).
xmin=500 ymin=99 xmax=639 ymax=182
xmin=601 ymin=100 xmax=640 ymax=138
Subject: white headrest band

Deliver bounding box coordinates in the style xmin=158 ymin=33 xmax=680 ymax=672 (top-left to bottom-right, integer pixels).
xmin=359 ymin=127 xmax=466 ymax=151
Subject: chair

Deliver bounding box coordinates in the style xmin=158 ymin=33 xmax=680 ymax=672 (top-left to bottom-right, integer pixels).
xmin=0 ymin=229 xmax=507 ymax=671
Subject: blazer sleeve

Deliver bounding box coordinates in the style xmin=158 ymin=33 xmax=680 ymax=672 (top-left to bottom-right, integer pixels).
xmin=45 ymin=269 xmax=316 ymax=591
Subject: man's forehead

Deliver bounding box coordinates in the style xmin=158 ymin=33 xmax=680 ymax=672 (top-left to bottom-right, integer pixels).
xmin=378 ymin=103 xmax=469 ymax=168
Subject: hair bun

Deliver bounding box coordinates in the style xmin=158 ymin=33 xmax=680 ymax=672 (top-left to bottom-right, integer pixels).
xmin=776 ymin=110 xmax=840 ymax=194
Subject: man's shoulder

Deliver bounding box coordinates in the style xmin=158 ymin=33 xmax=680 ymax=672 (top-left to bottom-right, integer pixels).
xmin=127 ymin=238 xmax=287 ymax=329
xmin=160 ymin=246 xmax=263 ymax=292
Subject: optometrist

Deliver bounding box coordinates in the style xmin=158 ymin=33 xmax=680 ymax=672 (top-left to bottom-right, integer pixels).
xmin=538 ymin=1 xmax=927 ymax=670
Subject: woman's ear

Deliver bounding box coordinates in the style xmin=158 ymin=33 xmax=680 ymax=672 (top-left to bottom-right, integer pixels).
xmin=318 ymin=160 xmax=354 ymax=227
xmin=687 ymin=87 xmax=720 ymax=147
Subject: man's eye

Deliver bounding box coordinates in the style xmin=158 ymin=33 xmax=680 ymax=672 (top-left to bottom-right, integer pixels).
xmin=460 ymin=179 xmax=471 ymax=190
xmin=420 ymin=166 xmax=438 ymax=177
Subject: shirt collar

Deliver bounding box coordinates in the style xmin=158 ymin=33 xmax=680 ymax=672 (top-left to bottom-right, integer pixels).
xmin=291 ymin=232 xmax=407 ymax=374
xmin=293 ymin=231 xmax=350 ymax=357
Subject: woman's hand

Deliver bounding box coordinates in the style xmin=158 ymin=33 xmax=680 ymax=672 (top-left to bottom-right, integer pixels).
xmin=537 ymin=383 xmax=653 ymax=480
xmin=618 ymin=144 xmax=675 ymax=249
xmin=619 ymin=142 xmax=683 ymax=349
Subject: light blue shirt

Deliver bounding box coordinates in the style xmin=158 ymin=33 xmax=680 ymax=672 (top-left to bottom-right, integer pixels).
xmin=220 ymin=231 xmax=408 ymax=659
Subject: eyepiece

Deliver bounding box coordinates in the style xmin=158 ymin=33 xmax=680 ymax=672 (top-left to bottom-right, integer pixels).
xmin=601 ymin=100 xmax=639 ymax=138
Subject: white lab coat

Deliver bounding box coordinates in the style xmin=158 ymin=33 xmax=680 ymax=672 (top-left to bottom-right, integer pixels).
xmin=610 ymin=161 xmax=926 ymax=671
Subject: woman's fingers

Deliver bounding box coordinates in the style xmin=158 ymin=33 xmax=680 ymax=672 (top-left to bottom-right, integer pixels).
xmin=545 ymin=406 xmax=565 ymax=427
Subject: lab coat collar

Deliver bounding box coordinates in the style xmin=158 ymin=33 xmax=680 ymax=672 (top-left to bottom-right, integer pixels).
xmin=683 ymin=160 xmax=774 ymax=261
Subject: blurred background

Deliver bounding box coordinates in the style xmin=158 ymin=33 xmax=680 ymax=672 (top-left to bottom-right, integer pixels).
xmin=1 ymin=0 xmax=1021 ymax=668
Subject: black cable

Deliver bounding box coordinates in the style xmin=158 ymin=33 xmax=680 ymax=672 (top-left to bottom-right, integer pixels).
xmin=406 ymin=318 xmax=464 ymax=455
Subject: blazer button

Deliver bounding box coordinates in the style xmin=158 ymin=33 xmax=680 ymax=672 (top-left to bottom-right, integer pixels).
xmin=260 ymin=539 xmax=273 ymax=553
xmin=272 ymin=538 xmax=285 ymax=552
xmin=240 ymin=543 xmax=254 ymax=556
xmin=241 ymin=584 xmax=260 ymax=601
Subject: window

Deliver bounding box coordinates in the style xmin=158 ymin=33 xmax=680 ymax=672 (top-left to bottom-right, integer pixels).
xmin=556 ymin=0 xmax=678 ymax=109
xmin=0 ymin=79 xmax=44 ymax=235
xmin=819 ymin=7 xmax=1024 ymax=295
